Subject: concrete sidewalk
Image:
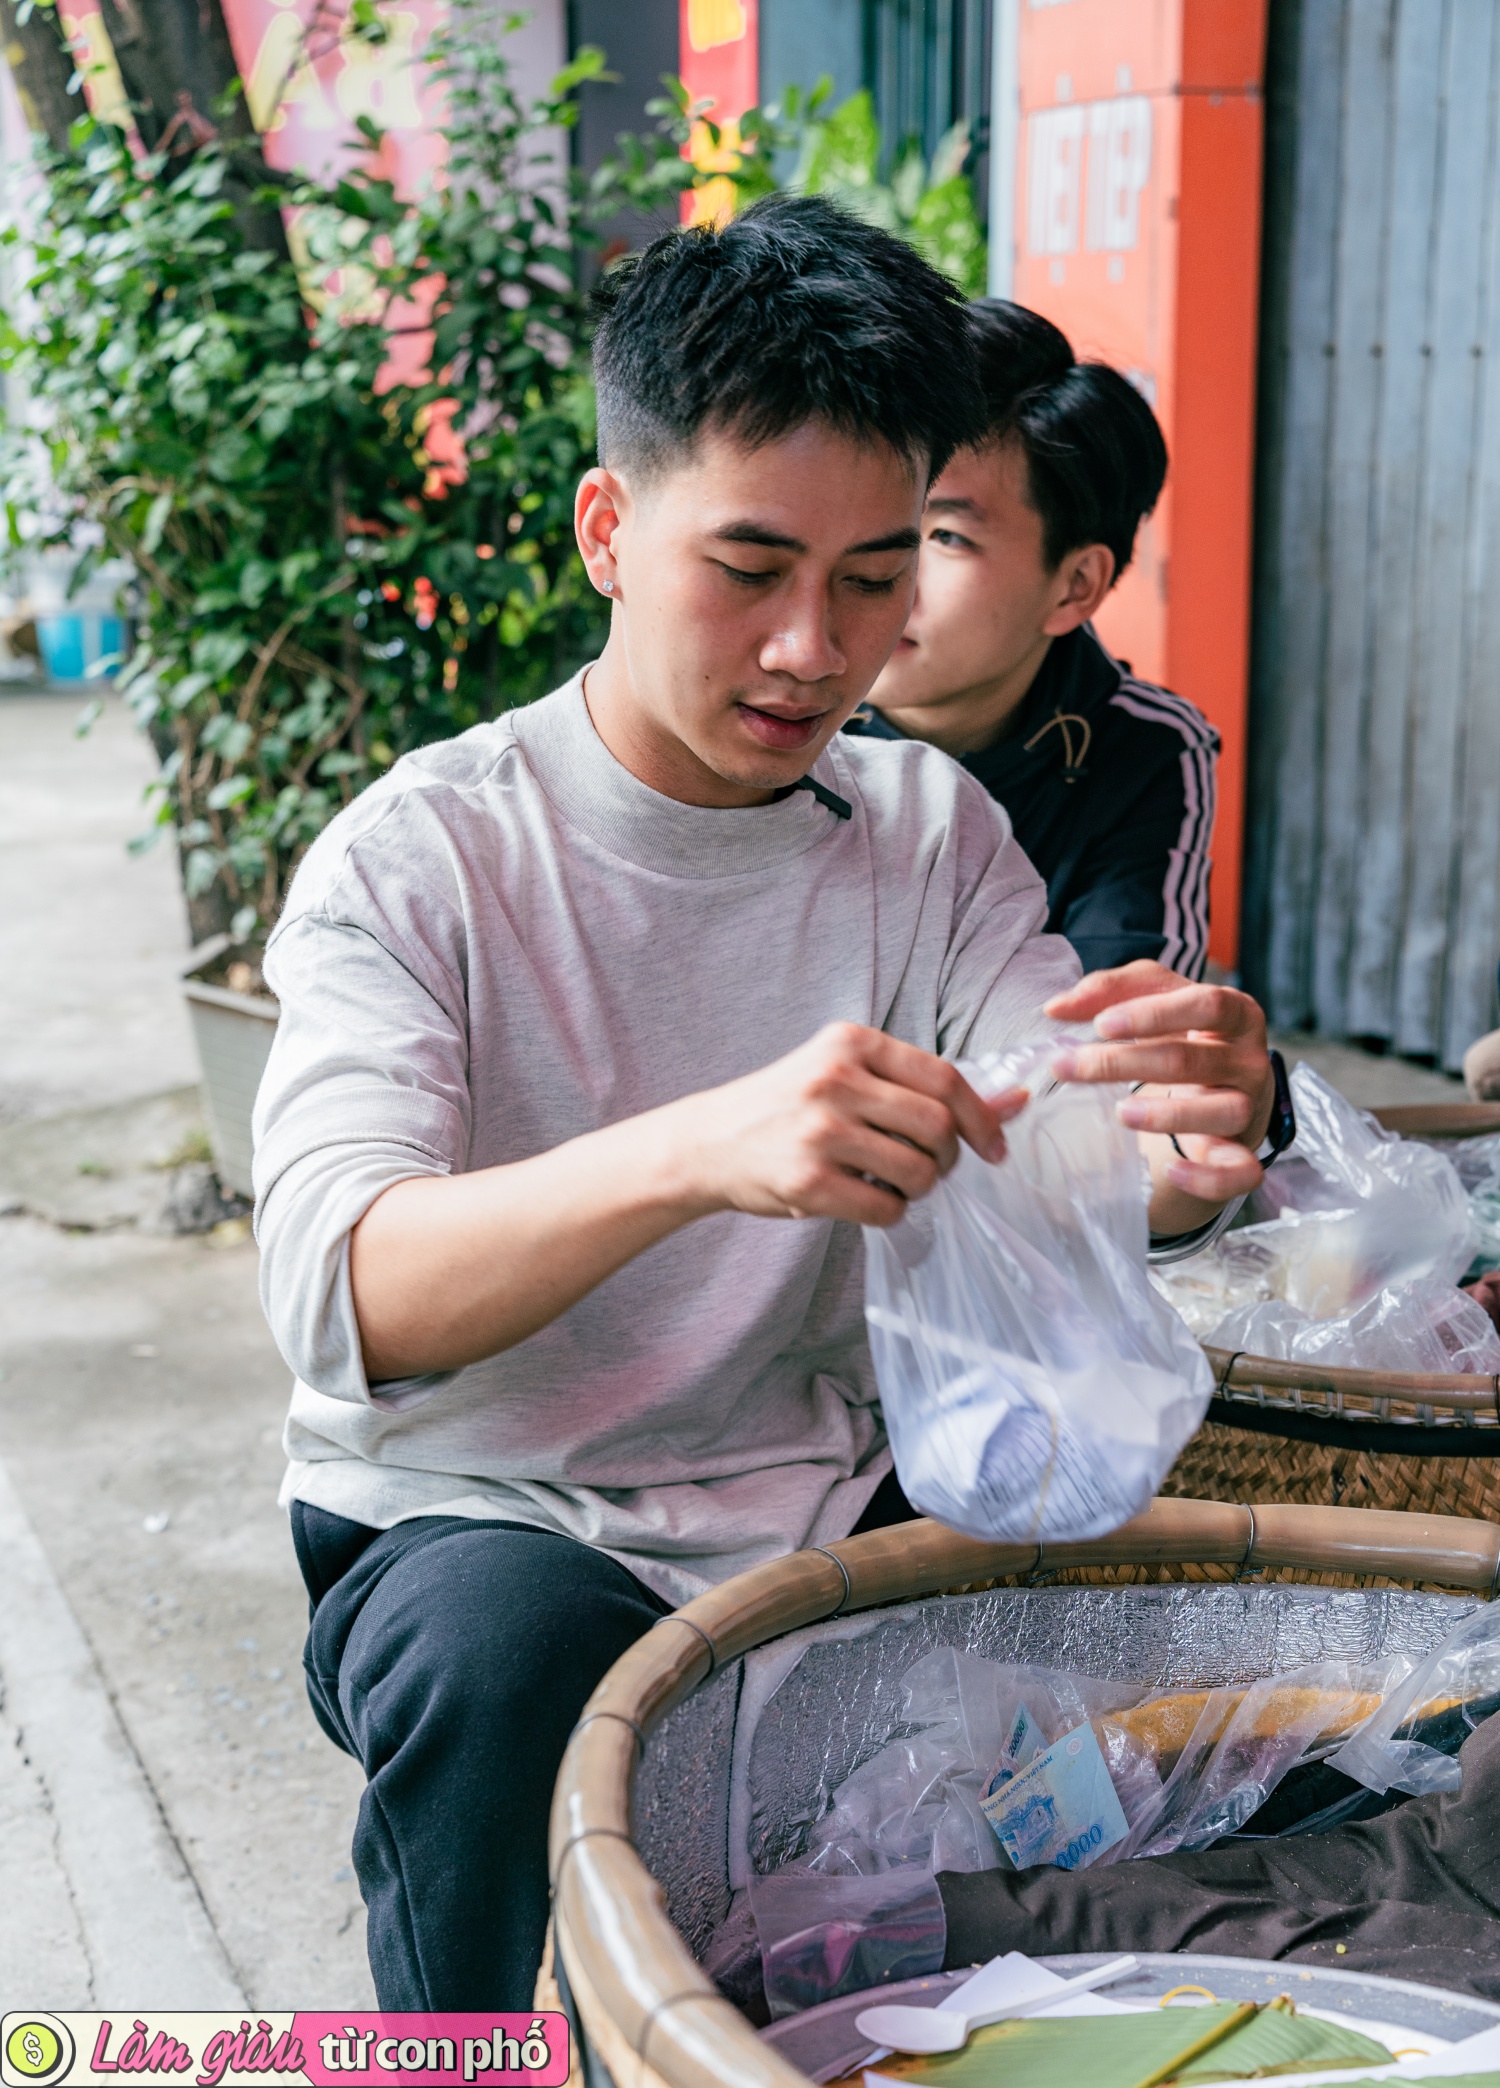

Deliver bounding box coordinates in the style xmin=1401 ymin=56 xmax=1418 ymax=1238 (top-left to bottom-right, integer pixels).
xmin=0 ymin=693 xmax=371 ymax=2008
xmin=0 ymin=692 xmax=199 ymax=1125
xmin=0 ymin=1215 xmax=372 ymax=2005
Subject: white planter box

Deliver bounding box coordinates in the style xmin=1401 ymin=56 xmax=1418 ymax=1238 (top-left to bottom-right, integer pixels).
xmin=181 ymin=943 xmax=279 ymax=1200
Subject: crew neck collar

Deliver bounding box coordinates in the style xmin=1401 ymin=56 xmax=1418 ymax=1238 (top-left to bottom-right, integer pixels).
xmin=509 ymin=671 xmax=854 ymax=880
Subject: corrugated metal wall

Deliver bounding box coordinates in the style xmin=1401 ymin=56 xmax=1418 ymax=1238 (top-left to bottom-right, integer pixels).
xmin=863 ymin=0 xmax=992 ymax=192
xmin=762 ymin=0 xmax=992 ymax=207
xmin=1244 ymin=0 xmax=1500 ymax=1068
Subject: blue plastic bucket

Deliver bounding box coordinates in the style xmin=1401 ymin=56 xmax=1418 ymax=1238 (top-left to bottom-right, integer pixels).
xmin=36 ymin=612 xmax=122 ymax=680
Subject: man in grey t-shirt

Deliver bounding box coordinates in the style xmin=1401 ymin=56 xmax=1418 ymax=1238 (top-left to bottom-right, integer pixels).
xmin=255 ymin=197 xmax=1276 ymax=2009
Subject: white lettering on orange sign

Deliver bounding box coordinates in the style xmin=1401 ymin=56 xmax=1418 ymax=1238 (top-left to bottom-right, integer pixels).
xmin=1026 ymin=93 xmax=1153 ymax=258
xmin=1027 ymin=104 xmax=1086 ymax=255
xmin=1087 ymin=95 xmax=1152 ymax=251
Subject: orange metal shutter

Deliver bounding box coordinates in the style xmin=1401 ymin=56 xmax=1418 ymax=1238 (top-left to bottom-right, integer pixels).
xmin=1012 ymin=0 xmax=1266 ymax=973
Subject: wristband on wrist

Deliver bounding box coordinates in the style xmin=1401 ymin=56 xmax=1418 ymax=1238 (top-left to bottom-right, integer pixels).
xmin=1165 ymin=1048 xmax=1295 ymax=1171
xmin=1255 ymin=1048 xmax=1297 ymax=1169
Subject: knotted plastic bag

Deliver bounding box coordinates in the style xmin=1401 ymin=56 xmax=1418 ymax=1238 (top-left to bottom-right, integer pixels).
xmin=1237 ymin=1065 xmax=1473 ymax=1314
xmin=1151 ymin=1064 xmax=1487 ymax=1368
xmin=862 ymin=1035 xmax=1213 ymax=1544
xmin=1212 ymin=1275 xmax=1500 ymax=1376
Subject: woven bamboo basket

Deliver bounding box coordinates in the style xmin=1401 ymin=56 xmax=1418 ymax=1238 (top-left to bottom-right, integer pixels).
xmin=545 ymin=1497 xmax=1500 ymax=2088
xmin=1163 ymin=1100 xmax=1500 ymax=1521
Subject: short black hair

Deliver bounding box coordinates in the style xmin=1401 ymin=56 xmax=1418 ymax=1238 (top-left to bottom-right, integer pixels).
xmin=590 ymin=194 xmax=983 ymax=482
xmin=967 ymin=299 xmax=1167 ymax=580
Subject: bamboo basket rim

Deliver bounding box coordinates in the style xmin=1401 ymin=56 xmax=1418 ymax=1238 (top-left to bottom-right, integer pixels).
xmin=1203 ymin=1343 xmax=1500 ymax=1426
xmin=1371 ymin=1100 xmax=1500 ymax=1138
xmin=549 ymin=1497 xmax=1500 ymax=2088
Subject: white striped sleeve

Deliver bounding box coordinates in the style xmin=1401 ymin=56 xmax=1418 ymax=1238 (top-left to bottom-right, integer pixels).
xmin=1108 ymin=680 xmax=1219 ymax=979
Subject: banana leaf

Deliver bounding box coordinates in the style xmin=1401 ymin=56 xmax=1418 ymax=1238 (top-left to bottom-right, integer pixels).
xmin=847 ymin=1997 xmax=1392 ymax=2087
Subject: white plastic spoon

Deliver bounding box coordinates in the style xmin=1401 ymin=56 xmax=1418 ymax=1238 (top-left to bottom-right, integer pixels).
xmin=853 ymin=1953 xmax=1140 ymax=2055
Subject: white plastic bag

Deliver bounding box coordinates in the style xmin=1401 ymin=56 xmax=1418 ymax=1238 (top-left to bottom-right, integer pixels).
xmin=1148 ymin=1232 xmax=1283 ymax=1341
xmin=1151 ymin=1065 xmax=1484 ymax=1369
xmin=863 ymin=1036 xmax=1213 ymax=1544
xmin=792 ymin=1646 xmax=1397 ymax=1880
xmin=1441 ymin=1129 xmax=1500 ymax=1272
xmin=1240 ymin=1065 xmax=1473 ymax=1314
xmin=1213 ymin=1274 xmax=1500 ymax=1376
xmin=1329 ymin=1599 xmax=1500 ymax=1797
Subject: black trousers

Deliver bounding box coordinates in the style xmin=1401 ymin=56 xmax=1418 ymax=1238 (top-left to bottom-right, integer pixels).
xmin=939 ymin=1702 xmax=1500 ymax=2001
xmin=292 ymin=1470 xmax=917 ymax=2009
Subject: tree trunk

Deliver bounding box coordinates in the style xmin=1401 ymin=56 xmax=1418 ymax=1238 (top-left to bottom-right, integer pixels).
xmin=95 ymin=0 xmax=290 ymax=255
xmin=184 ymin=880 xmax=234 ymax=947
xmin=143 ymin=715 xmax=234 ymax=945
xmin=0 ymin=0 xmax=83 ymax=150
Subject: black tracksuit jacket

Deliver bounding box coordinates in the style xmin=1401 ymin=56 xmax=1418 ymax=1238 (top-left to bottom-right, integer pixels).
xmin=844 ymin=623 xmax=1219 ymax=979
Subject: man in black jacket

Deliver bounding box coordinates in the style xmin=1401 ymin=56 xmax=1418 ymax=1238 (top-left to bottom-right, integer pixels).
xmin=846 ymin=300 xmax=1218 ymax=979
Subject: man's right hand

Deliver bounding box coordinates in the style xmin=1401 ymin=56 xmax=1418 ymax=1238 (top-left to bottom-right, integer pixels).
xmin=665 ymin=1021 xmax=1027 ymax=1227
xmin=350 ymin=1023 xmax=1026 ymax=1381
xmin=1465 ymin=1271 xmax=1500 ymax=1335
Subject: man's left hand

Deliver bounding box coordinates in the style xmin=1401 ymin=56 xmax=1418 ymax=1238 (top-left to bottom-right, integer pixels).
xmin=1044 ymin=961 xmax=1276 ymax=1228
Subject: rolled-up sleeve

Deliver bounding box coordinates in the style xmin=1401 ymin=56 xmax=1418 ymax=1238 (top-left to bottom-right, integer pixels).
xmin=253 ymin=898 xmax=471 ymax=1406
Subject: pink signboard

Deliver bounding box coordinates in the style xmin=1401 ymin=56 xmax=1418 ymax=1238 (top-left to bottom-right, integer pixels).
xmin=221 ymin=0 xmax=445 ymax=199
xmin=218 ymin=0 xmax=451 ymax=408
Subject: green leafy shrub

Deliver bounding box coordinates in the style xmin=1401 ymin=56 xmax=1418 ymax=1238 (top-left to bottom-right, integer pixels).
xmin=790 ymin=85 xmax=988 ymax=296
xmin=603 ymin=76 xmax=988 ymax=295
xmin=0 ymin=5 xmax=613 ymax=939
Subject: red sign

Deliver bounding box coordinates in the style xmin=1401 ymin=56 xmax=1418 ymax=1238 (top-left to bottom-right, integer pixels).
xmin=677 ymin=0 xmax=758 ymax=225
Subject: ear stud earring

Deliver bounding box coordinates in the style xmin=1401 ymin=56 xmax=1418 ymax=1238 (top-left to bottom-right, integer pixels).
xmin=601 ymin=579 xmax=614 ymax=594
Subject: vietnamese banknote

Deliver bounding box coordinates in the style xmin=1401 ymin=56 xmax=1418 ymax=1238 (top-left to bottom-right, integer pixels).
xmin=979 ymin=1719 xmax=1129 ymax=1871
